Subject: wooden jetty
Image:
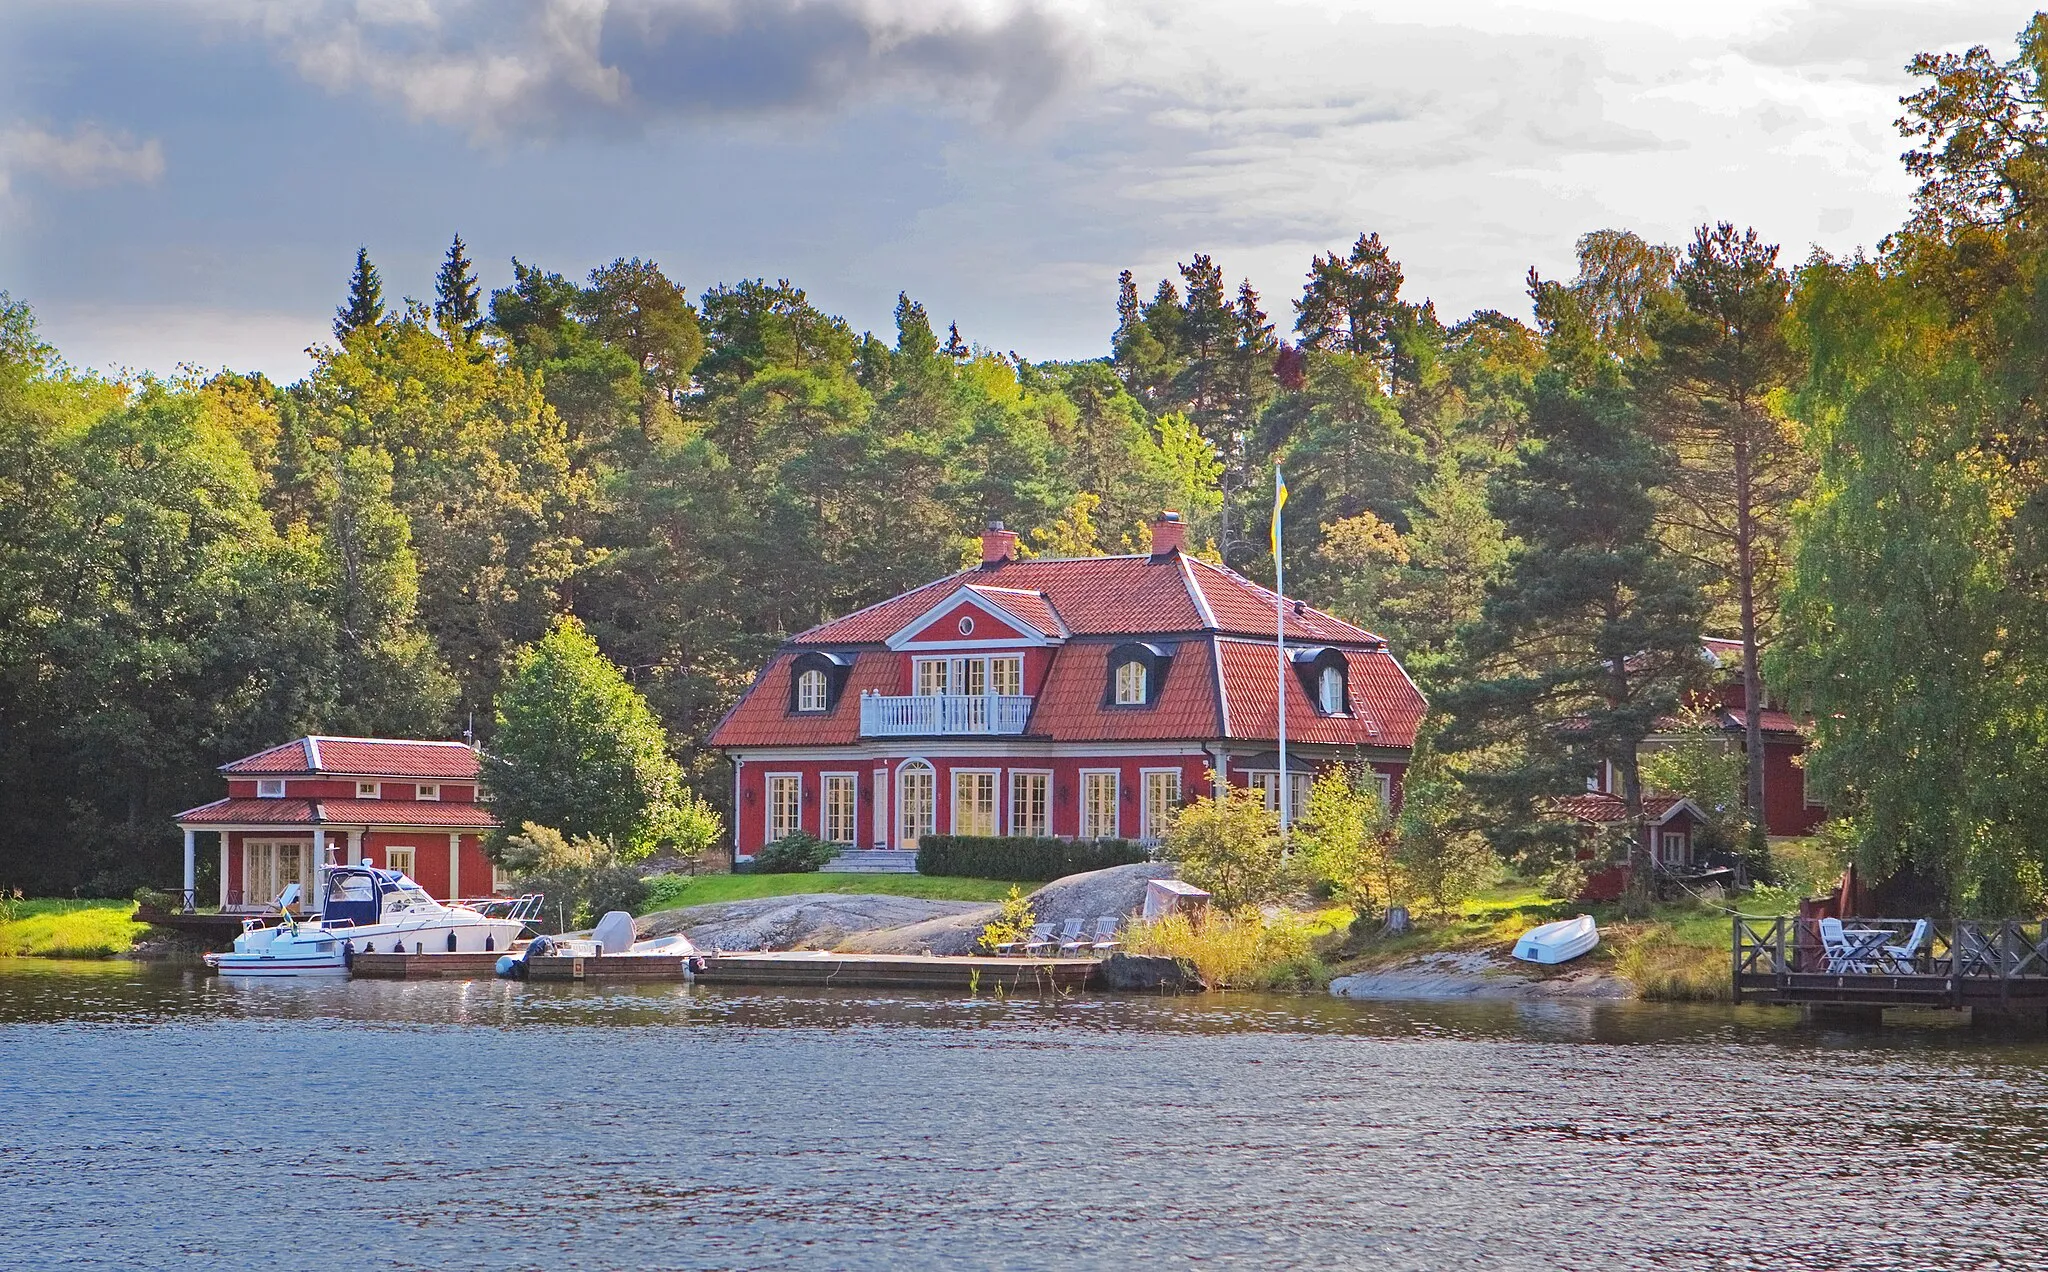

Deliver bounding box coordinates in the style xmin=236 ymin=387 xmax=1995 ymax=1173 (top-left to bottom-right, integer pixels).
xmin=1734 ymin=916 xmax=2048 ymax=1023
xmin=348 ymin=947 xmax=1100 ymax=992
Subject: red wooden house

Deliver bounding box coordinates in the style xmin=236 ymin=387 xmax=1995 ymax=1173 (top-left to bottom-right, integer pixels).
xmin=708 ymin=514 xmax=1428 ymax=862
xmin=174 ymin=736 xmax=500 ymax=910
xmin=1694 ymin=637 xmax=1825 ymax=839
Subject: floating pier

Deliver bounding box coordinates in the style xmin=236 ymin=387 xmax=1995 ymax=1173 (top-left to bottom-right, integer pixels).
xmin=347 ymin=947 xmax=1100 ymax=992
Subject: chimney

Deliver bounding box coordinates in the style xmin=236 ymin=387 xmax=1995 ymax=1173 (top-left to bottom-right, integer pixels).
xmin=980 ymin=520 xmax=1019 ymax=565
xmin=1148 ymin=510 xmax=1186 ymax=557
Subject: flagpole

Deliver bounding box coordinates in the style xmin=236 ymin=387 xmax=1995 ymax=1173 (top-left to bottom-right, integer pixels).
xmin=1275 ymin=466 xmax=1289 ymax=838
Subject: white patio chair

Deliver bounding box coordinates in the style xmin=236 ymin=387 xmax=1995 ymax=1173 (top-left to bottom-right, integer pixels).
xmin=1088 ymin=916 xmax=1121 ymax=954
xmin=1055 ymin=918 xmax=1088 ymax=956
xmin=1819 ymin=918 xmax=1878 ymax=974
xmin=1881 ymin=919 xmax=1930 ymax=973
xmin=1019 ymin=923 xmax=1057 ymax=956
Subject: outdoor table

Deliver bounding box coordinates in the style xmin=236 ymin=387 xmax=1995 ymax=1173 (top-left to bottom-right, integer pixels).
xmin=1839 ymin=927 xmax=1894 ymax=974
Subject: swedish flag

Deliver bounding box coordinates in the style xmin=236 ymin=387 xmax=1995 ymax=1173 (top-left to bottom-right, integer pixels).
xmin=1271 ymin=467 xmax=1288 ymax=555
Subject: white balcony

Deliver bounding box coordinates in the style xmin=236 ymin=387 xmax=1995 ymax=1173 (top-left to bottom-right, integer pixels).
xmin=859 ymin=692 xmax=1034 ymax=737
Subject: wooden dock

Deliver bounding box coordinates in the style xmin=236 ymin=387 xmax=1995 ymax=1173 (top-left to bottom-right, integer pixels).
xmin=348 ymin=947 xmax=1100 ymax=992
xmin=1734 ymin=916 xmax=2048 ymax=1023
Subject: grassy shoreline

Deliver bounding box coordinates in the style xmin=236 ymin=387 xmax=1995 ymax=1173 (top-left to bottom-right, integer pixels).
xmin=637 ymin=872 xmax=1030 ymax=913
xmin=0 ymin=900 xmax=151 ymax=958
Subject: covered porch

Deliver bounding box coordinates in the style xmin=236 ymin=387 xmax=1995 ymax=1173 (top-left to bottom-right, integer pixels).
xmin=172 ymin=813 xmax=496 ymax=912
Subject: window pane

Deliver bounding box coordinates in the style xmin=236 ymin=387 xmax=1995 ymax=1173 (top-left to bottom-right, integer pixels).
xmin=823 ymin=776 xmax=856 ymax=844
xmin=1010 ymin=773 xmax=1048 ymax=837
xmin=916 ymin=660 xmax=948 ymax=696
xmin=769 ymin=776 xmax=802 ymax=841
xmin=1115 ymin=661 xmax=1146 ymax=705
xmin=992 ymin=657 xmax=1023 ymax=696
xmin=1082 ymin=773 xmax=1118 ymax=838
xmin=962 ymin=658 xmax=986 ymax=696
xmin=797 ymin=670 xmax=828 ymax=711
xmin=953 ymin=772 xmax=996 ymax=836
xmin=1144 ymin=771 xmax=1180 ymax=842
xmin=900 ymin=766 xmax=936 ymax=844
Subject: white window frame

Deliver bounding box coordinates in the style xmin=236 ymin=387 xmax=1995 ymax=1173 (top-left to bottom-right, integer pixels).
xmin=1319 ymin=664 xmax=1345 ymax=713
xmin=1249 ymin=771 xmax=1311 ymax=817
xmin=256 ymin=778 xmax=285 ymax=799
xmin=991 ymin=655 xmax=1023 ymax=697
xmin=821 ymin=772 xmax=858 ymax=845
xmin=356 ymin=781 xmax=381 ymax=799
xmin=951 ymin=769 xmax=1000 ymax=837
xmin=492 ymin=864 xmax=513 ymax=894
xmin=766 ymin=773 xmax=803 ymax=843
xmin=1372 ymin=769 xmax=1393 ymax=809
xmin=1113 ymin=660 xmax=1147 ymax=705
xmin=384 ymin=845 xmax=418 ymax=878
xmin=416 ymin=783 xmax=441 ymax=802
xmin=241 ymin=838 xmax=308 ymax=906
xmin=795 ymin=668 xmax=830 ymax=712
xmin=1080 ymin=769 xmax=1120 ymax=839
xmin=914 ymin=658 xmax=951 ymax=696
xmin=898 ymin=760 xmax=937 ymax=847
xmin=1140 ymin=768 xmax=1182 ymax=843
xmin=1009 ymin=770 xmax=1052 ymax=837
xmin=1657 ymin=830 xmax=1687 ymax=867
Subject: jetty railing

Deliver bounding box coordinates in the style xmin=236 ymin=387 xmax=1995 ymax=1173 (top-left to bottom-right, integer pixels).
xmin=1733 ymin=916 xmax=2048 ymax=1008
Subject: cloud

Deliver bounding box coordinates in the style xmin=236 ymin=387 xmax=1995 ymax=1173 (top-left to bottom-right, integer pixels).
xmin=0 ymin=121 xmax=165 ymax=188
xmin=190 ymin=0 xmax=1086 ymax=139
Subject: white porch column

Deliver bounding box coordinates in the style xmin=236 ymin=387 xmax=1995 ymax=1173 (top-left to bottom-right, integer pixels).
xmin=217 ymin=836 xmax=229 ymax=909
xmin=448 ymin=833 xmax=462 ymax=900
xmin=347 ymin=828 xmax=363 ymax=867
xmin=181 ymin=828 xmax=196 ymax=911
xmin=309 ymin=829 xmax=325 ymax=912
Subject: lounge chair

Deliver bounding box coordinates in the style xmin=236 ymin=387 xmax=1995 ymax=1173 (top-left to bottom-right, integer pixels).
xmin=1088 ymin=916 xmax=1121 ymax=953
xmin=1019 ymin=923 xmax=1057 ymax=956
xmin=1881 ymin=919 xmax=1930 ymax=973
xmin=1055 ymin=918 xmax=1088 ymax=956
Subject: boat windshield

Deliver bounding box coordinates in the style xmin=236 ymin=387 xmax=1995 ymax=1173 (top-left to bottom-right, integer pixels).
xmin=374 ymin=869 xmax=443 ymax=914
xmin=323 ymin=870 xmax=380 ymax=927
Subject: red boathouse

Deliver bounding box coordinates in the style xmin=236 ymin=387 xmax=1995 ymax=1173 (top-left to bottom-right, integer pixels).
xmin=708 ymin=514 xmax=1428 ymax=862
xmin=174 ymin=736 xmax=500 ymax=910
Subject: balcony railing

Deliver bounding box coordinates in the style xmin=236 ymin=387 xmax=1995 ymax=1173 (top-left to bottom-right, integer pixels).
xmin=859 ymin=692 xmax=1033 ymax=737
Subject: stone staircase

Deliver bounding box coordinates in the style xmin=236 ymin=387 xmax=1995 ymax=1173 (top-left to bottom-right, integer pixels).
xmin=819 ymin=849 xmax=920 ymax=874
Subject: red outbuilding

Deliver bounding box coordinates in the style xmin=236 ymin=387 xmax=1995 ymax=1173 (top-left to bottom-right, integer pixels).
xmin=708 ymin=513 xmax=1428 ymax=863
xmin=174 ymin=736 xmax=500 ymax=910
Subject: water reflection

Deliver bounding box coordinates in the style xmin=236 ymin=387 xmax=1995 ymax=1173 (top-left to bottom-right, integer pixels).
xmin=5 ymin=960 xmax=2048 ymax=1269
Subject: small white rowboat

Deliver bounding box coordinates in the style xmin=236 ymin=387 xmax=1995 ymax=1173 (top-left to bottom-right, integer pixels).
xmin=1512 ymin=914 xmax=1599 ymax=965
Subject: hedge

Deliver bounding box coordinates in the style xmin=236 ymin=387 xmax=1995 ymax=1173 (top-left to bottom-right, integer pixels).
xmin=915 ymin=835 xmax=1152 ymax=881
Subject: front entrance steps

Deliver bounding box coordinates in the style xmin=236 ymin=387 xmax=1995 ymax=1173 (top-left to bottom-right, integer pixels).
xmin=820 ymin=849 xmax=919 ymax=874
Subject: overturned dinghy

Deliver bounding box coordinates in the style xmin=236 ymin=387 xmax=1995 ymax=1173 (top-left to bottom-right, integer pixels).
xmin=1512 ymin=914 xmax=1599 ymax=965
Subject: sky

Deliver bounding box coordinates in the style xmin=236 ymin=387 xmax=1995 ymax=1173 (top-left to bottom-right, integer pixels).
xmin=0 ymin=0 xmax=2030 ymax=381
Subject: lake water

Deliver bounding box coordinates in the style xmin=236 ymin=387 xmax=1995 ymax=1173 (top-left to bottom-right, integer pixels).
xmin=5 ymin=961 xmax=2048 ymax=1270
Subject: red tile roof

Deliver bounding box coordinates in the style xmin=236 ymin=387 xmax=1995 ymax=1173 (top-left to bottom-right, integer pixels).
xmin=1550 ymin=793 xmax=1694 ymax=825
xmin=709 ymin=650 xmax=902 ymax=748
xmin=711 ymin=549 xmax=1424 ymax=751
xmin=964 ymin=585 xmax=1067 ymax=638
xmin=1026 ymin=638 xmax=1224 ymax=741
xmin=1722 ymin=708 xmax=1806 ymax=736
xmin=1214 ymin=639 xmax=1424 ymax=748
xmin=175 ymin=798 xmax=497 ymax=828
xmin=221 ymin=737 xmax=479 ymax=779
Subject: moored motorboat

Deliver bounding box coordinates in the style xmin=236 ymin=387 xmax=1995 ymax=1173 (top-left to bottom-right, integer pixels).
xmin=1511 ymin=914 xmax=1599 ymax=964
xmin=204 ymin=865 xmax=539 ymax=977
xmin=494 ymin=911 xmax=701 ymax=978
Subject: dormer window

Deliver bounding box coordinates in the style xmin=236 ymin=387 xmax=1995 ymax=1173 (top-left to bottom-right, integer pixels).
xmin=1115 ymin=659 xmax=1148 ymax=705
xmin=796 ymin=669 xmax=829 ymax=712
xmin=256 ymin=779 xmax=285 ymax=799
xmin=416 ymin=784 xmax=440 ymax=801
xmin=1319 ymin=664 xmax=1345 ymax=714
xmin=357 ymin=781 xmax=380 ymax=799
xmin=1106 ymin=642 xmax=1172 ymax=708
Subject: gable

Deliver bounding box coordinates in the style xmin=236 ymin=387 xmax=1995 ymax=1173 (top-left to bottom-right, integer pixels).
xmin=884 ymin=585 xmax=1064 ymax=651
xmin=899 ymin=600 xmax=1029 ymax=647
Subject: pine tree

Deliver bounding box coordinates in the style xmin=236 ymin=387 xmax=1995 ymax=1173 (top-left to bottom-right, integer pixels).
xmin=1295 ymin=231 xmax=1405 ymax=367
xmin=333 ymin=247 xmax=385 ymax=341
xmin=433 ymin=233 xmax=481 ymax=341
xmin=942 ymin=321 xmax=969 ymax=361
xmin=1438 ymin=284 xmax=1706 ymax=903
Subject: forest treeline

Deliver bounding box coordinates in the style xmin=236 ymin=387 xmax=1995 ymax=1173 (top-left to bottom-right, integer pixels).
xmin=7 ymin=16 xmax=2048 ymax=911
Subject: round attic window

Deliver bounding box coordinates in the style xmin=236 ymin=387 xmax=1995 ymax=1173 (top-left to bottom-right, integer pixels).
xmin=958 ymin=616 xmax=975 ymax=635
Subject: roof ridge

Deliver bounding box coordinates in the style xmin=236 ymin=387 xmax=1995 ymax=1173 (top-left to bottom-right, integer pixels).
xmin=791 ymin=570 xmax=969 ymax=641
xmin=1177 ymin=552 xmax=1219 ymax=631
xmin=309 ymin=735 xmax=474 ymax=748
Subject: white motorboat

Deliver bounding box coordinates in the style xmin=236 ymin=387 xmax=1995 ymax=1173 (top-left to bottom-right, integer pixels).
xmin=1511 ymin=914 xmax=1600 ymax=965
xmin=204 ymin=865 xmax=540 ymax=977
xmin=494 ymin=911 xmax=700 ymax=978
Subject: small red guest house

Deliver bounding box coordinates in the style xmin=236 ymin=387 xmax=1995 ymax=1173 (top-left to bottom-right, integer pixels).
xmin=174 ymin=736 xmax=499 ymax=910
xmin=708 ymin=514 xmax=1429 ymax=861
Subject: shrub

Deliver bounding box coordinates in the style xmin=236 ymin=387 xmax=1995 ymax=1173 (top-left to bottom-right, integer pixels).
xmin=1294 ymin=764 xmax=1400 ymax=916
xmin=505 ymin=821 xmax=651 ymax=931
xmin=915 ymin=835 xmax=1149 ymax=881
xmin=978 ymin=886 xmax=1038 ymax=953
xmin=754 ymin=832 xmax=838 ymax=873
xmin=1160 ymin=784 xmax=1286 ymax=910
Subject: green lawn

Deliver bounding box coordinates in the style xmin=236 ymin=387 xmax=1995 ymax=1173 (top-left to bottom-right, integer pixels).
xmin=638 ymin=872 xmax=1030 ymax=914
xmin=0 ymin=899 xmax=150 ymax=958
